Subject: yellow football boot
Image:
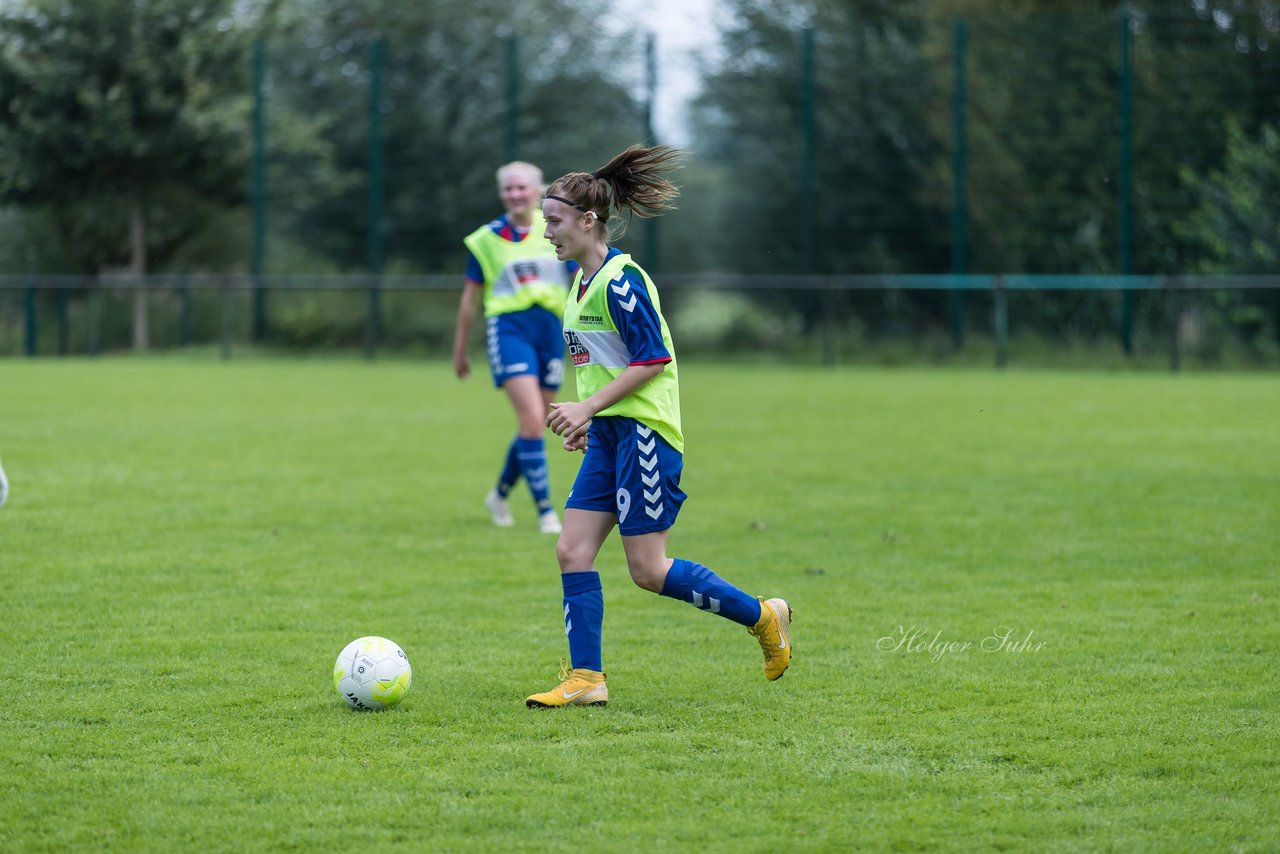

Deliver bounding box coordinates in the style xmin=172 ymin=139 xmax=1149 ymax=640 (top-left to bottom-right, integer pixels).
xmin=525 ymin=660 xmax=608 ymax=708
xmin=748 ymin=597 xmax=792 ymax=681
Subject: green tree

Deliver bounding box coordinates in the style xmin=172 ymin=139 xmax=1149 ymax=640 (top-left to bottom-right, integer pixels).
xmin=0 ymin=0 xmax=271 ymax=348
xmin=692 ymin=0 xmax=946 ymax=276
xmin=262 ymin=0 xmax=649 ymax=275
xmin=687 ymin=0 xmax=950 ymax=341
xmin=1179 ymin=121 xmax=1280 ymax=274
xmin=1177 ymin=120 xmax=1280 ymax=347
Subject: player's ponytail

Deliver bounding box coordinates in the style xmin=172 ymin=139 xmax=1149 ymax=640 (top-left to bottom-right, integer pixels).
xmin=592 ymin=144 xmax=683 ymax=221
xmin=544 ymin=144 xmax=685 ymax=238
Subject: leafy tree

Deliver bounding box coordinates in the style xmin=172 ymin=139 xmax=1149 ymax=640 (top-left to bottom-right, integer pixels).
xmin=0 ymin=0 xmax=272 ymax=348
xmin=262 ymin=0 xmax=650 ymax=275
xmin=1179 ymin=121 xmax=1280 ymax=274
xmin=688 ymin=0 xmax=950 ymax=341
xmin=692 ymin=0 xmax=946 ymax=276
xmin=1176 ymin=120 xmax=1280 ymax=345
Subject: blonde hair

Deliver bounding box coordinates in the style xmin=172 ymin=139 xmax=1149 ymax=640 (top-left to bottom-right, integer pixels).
xmin=496 ymin=161 xmax=544 ymax=189
xmin=544 ymin=144 xmax=684 ymax=237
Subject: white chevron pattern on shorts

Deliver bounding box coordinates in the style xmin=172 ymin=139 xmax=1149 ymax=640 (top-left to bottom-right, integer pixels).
xmin=610 ymin=279 xmax=637 ymax=313
xmin=636 ymin=423 xmax=663 ymax=521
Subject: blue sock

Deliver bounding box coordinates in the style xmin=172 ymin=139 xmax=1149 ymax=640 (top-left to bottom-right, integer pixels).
xmin=516 ymin=436 xmax=552 ymax=514
xmin=659 ymin=558 xmax=762 ymax=627
xmin=496 ymin=437 xmax=520 ymax=498
xmin=562 ymin=571 xmax=604 ymax=672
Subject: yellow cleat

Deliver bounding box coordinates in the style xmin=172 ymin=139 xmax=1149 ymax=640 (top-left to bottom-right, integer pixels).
xmin=525 ymin=660 xmax=608 ymax=708
xmin=749 ymin=597 xmax=792 ymax=681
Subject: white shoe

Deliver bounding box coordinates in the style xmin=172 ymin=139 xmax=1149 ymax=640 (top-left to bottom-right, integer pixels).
xmin=538 ymin=511 xmax=562 ymax=534
xmin=0 ymin=458 xmax=8 ymax=508
xmin=484 ymin=489 xmax=514 ymax=527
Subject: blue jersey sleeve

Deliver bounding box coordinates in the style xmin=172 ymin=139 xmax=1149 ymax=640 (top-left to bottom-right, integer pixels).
xmin=464 ymin=250 xmax=483 ymax=284
xmin=607 ymin=265 xmax=671 ymax=365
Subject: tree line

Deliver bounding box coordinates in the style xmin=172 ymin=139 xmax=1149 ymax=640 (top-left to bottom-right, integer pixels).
xmin=1 ymin=0 xmax=1277 ymax=352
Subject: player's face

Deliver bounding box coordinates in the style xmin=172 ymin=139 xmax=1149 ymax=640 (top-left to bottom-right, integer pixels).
xmin=542 ymin=198 xmax=590 ymax=261
xmin=500 ymin=174 xmax=539 ymax=217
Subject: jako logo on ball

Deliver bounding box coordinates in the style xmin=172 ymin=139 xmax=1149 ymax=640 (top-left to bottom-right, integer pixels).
xmin=333 ymin=636 xmax=412 ymax=711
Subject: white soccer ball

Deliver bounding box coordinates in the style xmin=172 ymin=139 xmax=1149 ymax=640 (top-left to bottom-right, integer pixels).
xmin=333 ymin=636 xmax=412 ymax=711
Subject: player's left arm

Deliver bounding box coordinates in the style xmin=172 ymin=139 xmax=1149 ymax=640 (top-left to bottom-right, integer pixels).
xmin=548 ymin=363 xmax=664 ymax=444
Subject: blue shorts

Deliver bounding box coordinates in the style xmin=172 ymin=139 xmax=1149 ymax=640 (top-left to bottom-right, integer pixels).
xmin=486 ymin=306 xmax=565 ymax=390
xmin=566 ymin=416 xmax=687 ymax=536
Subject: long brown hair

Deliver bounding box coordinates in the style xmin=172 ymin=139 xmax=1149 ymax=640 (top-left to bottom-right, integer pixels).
xmin=544 ymin=144 xmax=685 ymax=237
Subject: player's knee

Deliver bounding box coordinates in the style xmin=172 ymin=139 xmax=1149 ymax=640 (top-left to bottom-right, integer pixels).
xmin=515 ymin=409 xmax=544 ymax=438
xmin=625 ymin=557 xmax=666 ymax=593
xmin=556 ymin=537 xmax=591 ymax=573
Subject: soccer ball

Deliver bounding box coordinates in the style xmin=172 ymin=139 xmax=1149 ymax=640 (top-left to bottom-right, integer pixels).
xmin=333 ymin=636 xmax=412 ymax=711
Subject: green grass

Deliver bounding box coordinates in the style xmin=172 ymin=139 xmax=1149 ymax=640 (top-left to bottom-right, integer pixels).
xmin=1 ymin=358 xmax=1277 ymax=851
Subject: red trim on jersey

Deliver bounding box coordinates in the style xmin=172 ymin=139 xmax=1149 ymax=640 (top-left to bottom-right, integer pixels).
xmin=629 ymin=357 xmax=672 ymax=366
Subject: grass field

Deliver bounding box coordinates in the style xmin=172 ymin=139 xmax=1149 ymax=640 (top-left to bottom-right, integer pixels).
xmin=1 ymin=358 xmax=1277 ymax=851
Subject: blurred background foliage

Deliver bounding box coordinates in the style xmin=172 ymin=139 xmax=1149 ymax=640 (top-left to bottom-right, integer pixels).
xmin=0 ymin=0 xmax=1277 ymax=360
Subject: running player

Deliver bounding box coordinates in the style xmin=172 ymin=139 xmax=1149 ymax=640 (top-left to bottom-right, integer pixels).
xmin=525 ymin=145 xmax=792 ymax=708
xmin=452 ymin=161 xmax=574 ymax=534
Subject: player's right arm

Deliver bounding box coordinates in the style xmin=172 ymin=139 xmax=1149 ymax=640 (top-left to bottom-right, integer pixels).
xmin=452 ymin=249 xmax=486 ymax=380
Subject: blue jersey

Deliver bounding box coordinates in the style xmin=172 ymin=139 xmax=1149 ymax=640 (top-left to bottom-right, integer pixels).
xmin=576 ymin=247 xmax=671 ymax=367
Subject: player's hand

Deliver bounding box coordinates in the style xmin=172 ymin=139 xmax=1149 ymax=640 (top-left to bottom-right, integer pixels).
xmin=547 ymin=401 xmax=593 ymax=443
xmin=453 ymin=352 xmax=470 ymax=380
xmin=563 ymin=432 xmax=588 ymax=452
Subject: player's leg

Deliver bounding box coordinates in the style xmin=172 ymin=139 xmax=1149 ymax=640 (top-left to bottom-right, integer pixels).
xmin=502 ymin=374 xmax=557 ymax=532
xmin=529 ymin=310 xmax=565 ymax=534
xmin=484 ymin=316 xmax=555 ymax=530
xmin=482 ymin=317 xmax=521 ymax=526
xmin=621 ymin=530 xmax=792 ymax=682
xmin=527 ymin=424 xmax=618 ymax=708
xmin=615 ymin=420 xmax=792 ymax=681
xmin=525 ymin=511 xmax=615 ymax=709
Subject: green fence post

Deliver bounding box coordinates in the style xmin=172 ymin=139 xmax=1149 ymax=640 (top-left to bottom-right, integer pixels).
xmin=994 ymin=275 xmax=1008 ymax=369
xmin=1118 ymin=10 xmax=1134 ymax=356
xmin=179 ymin=274 xmax=192 ymax=348
xmin=505 ymin=34 xmax=519 ymax=163
xmin=951 ymin=17 xmax=968 ymax=350
xmin=88 ymin=277 xmax=100 ymax=359
xmin=252 ymin=39 xmax=268 ymax=342
xmin=366 ymin=38 xmax=385 ymax=362
xmin=220 ymin=276 xmax=232 ymax=361
xmin=800 ymin=26 xmax=829 ymax=367
xmin=24 ymin=278 xmax=36 ymax=357
xmin=821 ymin=278 xmax=838 ymax=367
xmin=643 ymin=32 xmax=659 ymax=271
xmin=801 ymin=26 xmax=816 ymax=282
xmin=57 ymin=285 xmax=68 ymax=356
